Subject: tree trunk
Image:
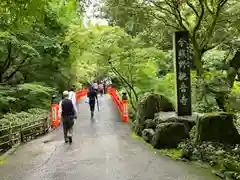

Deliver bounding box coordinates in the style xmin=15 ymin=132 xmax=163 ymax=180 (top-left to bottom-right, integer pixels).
xmin=194 ymin=50 xmax=204 ymax=77
xmin=118 ymin=76 xmax=137 ymax=111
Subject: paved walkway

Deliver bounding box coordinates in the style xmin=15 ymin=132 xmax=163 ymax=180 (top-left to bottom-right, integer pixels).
xmin=0 ymin=95 xmax=218 ymax=180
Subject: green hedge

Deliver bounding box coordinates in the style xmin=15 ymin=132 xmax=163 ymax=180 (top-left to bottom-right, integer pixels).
xmin=0 ymin=108 xmax=49 ymax=128
xmin=0 ymin=108 xmax=49 ymax=153
xmin=0 ymin=83 xmax=55 ymax=117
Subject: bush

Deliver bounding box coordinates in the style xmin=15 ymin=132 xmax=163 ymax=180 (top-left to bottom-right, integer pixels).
xmin=154 ymin=73 xmax=176 ymax=105
xmin=153 ymin=71 xmax=221 ymax=113
xmin=14 ymin=83 xmax=55 ymax=110
xmin=179 ymin=140 xmax=240 ymax=177
xmin=0 ymin=108 xmax=49 ymax=153
xmin=0 ymin=85 xmax=18 ymax=114
xmin=0 ymin=108 xmax=48 ymax=128
xmin=0 ymin=83 xmax=55 ymax=114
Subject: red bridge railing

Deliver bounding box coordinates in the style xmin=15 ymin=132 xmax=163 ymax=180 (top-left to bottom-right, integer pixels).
xmin=107 ymin=87 xmax=128 ymax=123
xmin=75 ymin=88 xmax=88 ymax=102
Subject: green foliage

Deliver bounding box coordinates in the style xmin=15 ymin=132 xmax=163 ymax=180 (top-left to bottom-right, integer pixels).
xmin=0 ymin=0 xmax=84 ymax=118
xmin=101 ymin=0 xmax=240 ymax=72
xmin=65 ymin=25 xmax=174 ymax=110
xmin=179 ymin=140 xmax=240 ymax=177
xmin=154 ymin=73 xmax=175 ymax=105
xmin=203 ymin=50 xmax=228 ymax=71
xmin=100 ymin=0 xmax=240 ymax=114
xmin=14 ymin=83 xmax=55 ymax=110
xmin=0 ymin=108 xmax=48 ymax=128
xmin=0 ymin=84 xmax=54 ymax=116
xmin=0 ymin=0 xmax=81 ymax=91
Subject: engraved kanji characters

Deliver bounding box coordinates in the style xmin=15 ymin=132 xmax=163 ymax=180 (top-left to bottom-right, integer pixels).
xmin=178 ymin=72 xmax=188 ymax=81
xmin=180 ymin=95 xmax=188 ymax=106
xmin=180 ymin=82 xmax=187 ymax=93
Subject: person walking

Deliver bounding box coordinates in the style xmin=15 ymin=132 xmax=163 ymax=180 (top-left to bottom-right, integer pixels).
xmin=69 ymin=87 xmax=78 ymax=114
xmin=87 ymin=86 xmax=98 ymax=118
xmin=58 ymin=91 xmax=77 ymax=143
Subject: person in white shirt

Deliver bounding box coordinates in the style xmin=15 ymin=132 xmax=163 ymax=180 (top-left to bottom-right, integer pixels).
xmin=68 ymin=87 xmax=78 ymax=114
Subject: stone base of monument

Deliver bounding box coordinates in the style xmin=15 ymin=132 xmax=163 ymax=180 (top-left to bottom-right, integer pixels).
xmin=134 ymin=93 xmax=175 ymax=136
xmin=140 ymin=111 xmax=199 ymax=149
xmin=138 ymin=111 xmax=240 ymax=149
xmin=151 ymin=112 xmax=198 ymax=149
xmin=154 ymin=112 xmax=198 ymax=131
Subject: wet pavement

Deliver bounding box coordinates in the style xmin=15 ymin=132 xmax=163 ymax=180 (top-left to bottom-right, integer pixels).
xmin=0 ymin=95 xmax=218 ymax=180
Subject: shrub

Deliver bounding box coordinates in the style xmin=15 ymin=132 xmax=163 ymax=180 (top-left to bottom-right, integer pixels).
xmin=0 ymin=83 xmax=55 ymax=114
xmin=0 ymin=108 xmax=48 ymax=128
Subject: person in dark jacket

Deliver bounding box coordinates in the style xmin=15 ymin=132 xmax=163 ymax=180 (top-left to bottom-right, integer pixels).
xmin=58 ymin=91 xmax=77 ymax=143
xmin=87 ymin=86 xmax=98 ymax=118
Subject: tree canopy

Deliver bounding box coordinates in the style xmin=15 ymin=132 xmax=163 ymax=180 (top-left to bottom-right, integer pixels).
xmin=1 ymin=0 xmax=240 ymax=114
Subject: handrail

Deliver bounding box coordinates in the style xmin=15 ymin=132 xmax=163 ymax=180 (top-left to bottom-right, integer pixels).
xmin=75 ymin=88 xmax=88 ymax=102
xmin=107 ymin=87 xmax=128 ymax=123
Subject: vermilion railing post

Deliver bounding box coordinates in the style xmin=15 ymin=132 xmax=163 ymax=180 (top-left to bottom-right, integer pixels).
xmin=77 ymin=88 xmax=88 ymax=100
xmin=108 ymin=88 xmax=128 ymax=123
xmin=74 ymin=90 xmax=78 ymax=103
xmin=122 ymin=92 xmax=128 ymax=123
xmin=51 ymin=95 xmax=60 ymax=128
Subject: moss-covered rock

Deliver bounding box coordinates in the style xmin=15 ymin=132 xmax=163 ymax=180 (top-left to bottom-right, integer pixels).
xmin=151 ymin=122 xmax=189 ymax=149
xmin=134 ymin=93 xmax=174 ymax=136
xmin=144 ymin=119 xmax=157 ymax=129
xmin=154 ymin=112 xmax=196 ymax=132
xmin=142 ymin=128 xmax=155 ymax=143
xmin=134 ymin=123 xmax=145 ymax=136
xmin=196 ymin=112 xmax=240 ymax=144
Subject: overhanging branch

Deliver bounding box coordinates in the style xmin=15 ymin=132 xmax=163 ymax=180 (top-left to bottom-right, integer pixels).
xmin=200 ymin=0 xmax=228 ymax=49
xmin=4 ymin=54 xmax=30 ymax=82
xmin=108 ymin=57 xmax=138 ymax=101
xmin=204 ymin=0 xmax=214 ymax=14
xmin=186 ymin=1 xmax=199 ymax=17
xmin=150 ymin=12 xmax=180 ymax=30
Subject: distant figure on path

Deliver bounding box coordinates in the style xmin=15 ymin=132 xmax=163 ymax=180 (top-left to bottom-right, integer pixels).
xmin=87 ymin=86 xmax=98 ymax=118
xmin=58 ymin=91 xmax=77 ymax=143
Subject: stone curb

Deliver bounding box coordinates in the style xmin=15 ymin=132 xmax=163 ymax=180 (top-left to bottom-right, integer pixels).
xmin=1 ymin=143 xmax=20 ymax=158
xmin=1 ymin=125 xmax=57 ymax=158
